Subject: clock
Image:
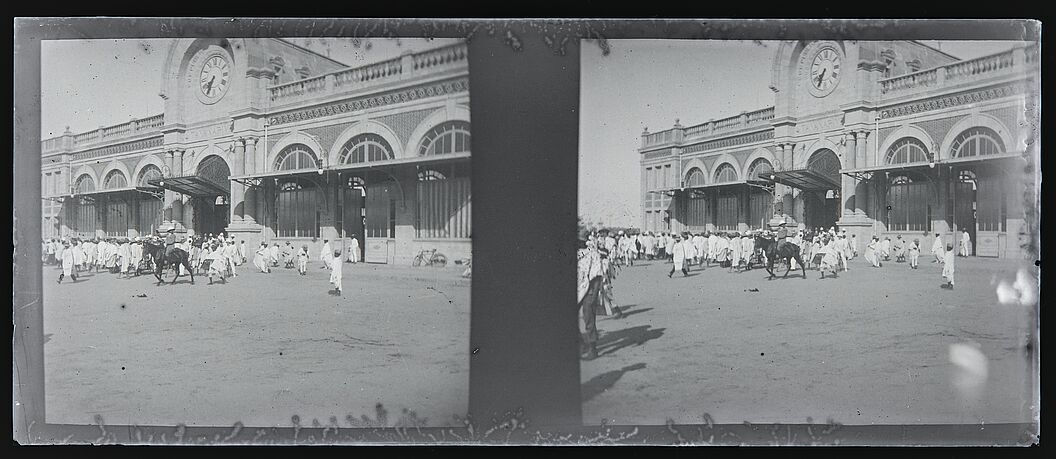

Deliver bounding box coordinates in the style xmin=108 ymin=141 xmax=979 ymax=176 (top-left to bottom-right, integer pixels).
xmin=809 ymin=46 xmax=841 ymax=97
xmin=196 ymin=53 xmax=231 ymax=104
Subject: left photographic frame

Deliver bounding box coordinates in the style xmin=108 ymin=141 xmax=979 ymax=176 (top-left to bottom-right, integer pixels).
xmin=24 ymin=24 xmax=473 ymax=434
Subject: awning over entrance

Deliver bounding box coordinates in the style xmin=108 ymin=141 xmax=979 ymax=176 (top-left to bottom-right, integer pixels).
xmin=228 ymin=152 xmax=473 ymax=183
xmin=841 ymin=152 xmax=1026 ymax=181
xmin=768 ymin=169 xmax=841 ymax=191
xmin=647 ymin=187 xmax=681 ymax=197
xmin=149 ymin=175 xmax=228 ymax=197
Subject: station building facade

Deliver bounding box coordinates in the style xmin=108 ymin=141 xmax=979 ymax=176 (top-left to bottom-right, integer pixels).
xmin=41 ymin=39 xmax=471 ymax=264
xmin=639 ymin=40 xmax=1038 ymax=258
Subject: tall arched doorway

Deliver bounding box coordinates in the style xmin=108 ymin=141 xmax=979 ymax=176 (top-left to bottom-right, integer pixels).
xmin=192 ymin=155 xmax=231 ymax=236
xmin=803 ymin=149 xmax=841 ymax=230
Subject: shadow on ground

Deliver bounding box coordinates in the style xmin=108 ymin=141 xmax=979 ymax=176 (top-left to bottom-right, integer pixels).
xmin=597 ymin=325 xmax=666 ymax=357
xmin=581 ymin=362 xmax=647 ymax=402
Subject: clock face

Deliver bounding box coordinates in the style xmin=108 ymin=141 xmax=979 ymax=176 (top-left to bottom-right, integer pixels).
xmin=810 ymin=47 xmax=841 ymax=94
xmin=198 ymin=54 xmax=230 ymax=104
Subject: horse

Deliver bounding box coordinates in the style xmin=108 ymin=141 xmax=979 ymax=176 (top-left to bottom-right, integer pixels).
xmin=142 ymin=240 xmax=195 ymax=285
xmin=754 ymin=234 xmax=807 ymax=280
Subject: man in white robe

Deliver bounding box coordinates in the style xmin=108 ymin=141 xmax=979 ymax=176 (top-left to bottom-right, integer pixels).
xmin=942 ymin=243 xmax=956 ymax=288
xmin=269 ymin=243 xmax=280 ymax=267
xmin=930 ymin=233 xmax=945 ymax=263
xmin=254 ymin=243 xmax=271 ymax=273
xmin=320 ymin=239 xmax=333 ymax=270
xmin=347 ymin=234 xmax=361 ymax=263
xmin=57 ymin=241 xmax=77 ymax=283
xmin=865 ymin=236 xmax=882 ymax=267
xmin=668 ymin=233 xmax=688 ymax=277
xmin=959 ymin=231 xmax=971 ymax=257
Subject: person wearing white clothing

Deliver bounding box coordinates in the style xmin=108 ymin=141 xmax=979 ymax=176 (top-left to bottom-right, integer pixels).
xmin=930 ymin=233 xmax=945 ymax=263
xmin=329 ymin=249 xmax=343 ymax=295
xmin=254 ymin=243 xmax=271 ymax=273
xmin=320 ymin=239 xmax=333 ymax=270
xmin=959 ymin=230 xmax=971 ymax=257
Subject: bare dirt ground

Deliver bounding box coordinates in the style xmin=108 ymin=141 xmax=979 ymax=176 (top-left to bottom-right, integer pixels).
xmin=42 ymin=260 xmax=470 ymax=428
xmin=581 ymin=254 xmax=1036 ymax=426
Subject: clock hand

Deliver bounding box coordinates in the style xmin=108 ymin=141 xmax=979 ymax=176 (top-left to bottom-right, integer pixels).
xmin=205 ymin=75 xmax=216 ymax=95
xmin=815 ymin=68 xmax=826 ymax=87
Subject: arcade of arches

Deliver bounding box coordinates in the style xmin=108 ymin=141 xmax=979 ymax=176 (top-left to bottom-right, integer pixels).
xmin=643 ymin=124 xmax=1023 ymax=258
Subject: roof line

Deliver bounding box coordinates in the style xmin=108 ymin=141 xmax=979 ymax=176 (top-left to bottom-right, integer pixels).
xmin=908 ymin=40 xmax=961 ymax=61
xmin=273 ymin=38 xmax=351 ymax=68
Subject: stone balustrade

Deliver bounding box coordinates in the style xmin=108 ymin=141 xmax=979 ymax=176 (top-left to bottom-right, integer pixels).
xmin=269 ymin=42 xmax=468 ymax=104
xmin=44 ymin=113 xmax=165 ymax=154
xmin=647 ymin=106 xmax=776 ymax=148
xmin=880 ymin=45 xmax=1034 ymax=97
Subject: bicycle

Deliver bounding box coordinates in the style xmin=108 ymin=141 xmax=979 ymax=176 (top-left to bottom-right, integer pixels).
xmin=412 ymin=248 xmax=448 ymax=267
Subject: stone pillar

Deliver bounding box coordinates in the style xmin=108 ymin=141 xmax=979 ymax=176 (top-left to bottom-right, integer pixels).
xmin=855 ymin=129 xmax=868 ymax=172
xmin=841 ymin=132 xmax=857 ymax=217
xmin=244 ymin=137 xmax=258 ymax=225
xmin=230 ymin=138 xmax=246 ymax=225
xmin=172 ymin=149 xmax=186 ymax=232
xmin=855 ymin=131 xmax=870 ymax=217
xmin=163 ymin=149 xmax=175 ymax=227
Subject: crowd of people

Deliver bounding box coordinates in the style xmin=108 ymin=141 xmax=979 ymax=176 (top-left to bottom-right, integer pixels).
xmin=575 ymin=222 xmax=972 ymax=359
xmin=44 ymin=229 xmax=365 ymax=294
xmin=43 ymin=235 xmax=149 ymax=283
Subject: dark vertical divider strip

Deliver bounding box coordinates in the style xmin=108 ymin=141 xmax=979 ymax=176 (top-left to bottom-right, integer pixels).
xmin=467 ymin=31 xmax=582 ymax=427
xmin=13 ymin=24 xmax=46 ymax=441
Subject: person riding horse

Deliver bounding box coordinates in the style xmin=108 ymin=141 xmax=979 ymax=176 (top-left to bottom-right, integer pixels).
xmin=145 ymin=227 xmax=195 ymax=285
xmin=775 ymin=221 xmax=790 ymax=254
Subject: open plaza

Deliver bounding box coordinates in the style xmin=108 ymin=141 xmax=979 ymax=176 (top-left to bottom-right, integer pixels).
xmin=580 ymin=254 xmax=1035 ymax=426
xmin=42 ymin=261 xmax=470 ymax=428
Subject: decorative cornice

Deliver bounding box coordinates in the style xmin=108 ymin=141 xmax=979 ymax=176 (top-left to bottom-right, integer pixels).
xmin=643 ymin=150 xmax=673 ymax=160
xmin=683 ymin=130 xmax=774 ymax=154
xmin=72 ymin=136 xmax=164 ymax=161
xmin=267 ymin=77 xmax=469 ymax=126
xmin=879 ymin=83 xmax=1025 ymax=120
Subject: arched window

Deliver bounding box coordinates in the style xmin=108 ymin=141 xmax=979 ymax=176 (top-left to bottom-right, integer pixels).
xmin=103 ymin=170 xmax=128 ymax=189
xmin=339 ymin=134 xmax=394 ymax=164
xmin=275 ymin=178 xmax=320 ymax=238
xmin=684 ymin=168 xmax=706 ymax=187
xmin=746 ymin=158 xmax=774 ymax=181
xmin=274 ymin=144 xmax=319 ymax=171
xmin=75 ymin=174 xmax=95 ymax=194
xmin=885 ymin=138 xmax=932 ymax=165
xmin=887 ymin=172 xmax=931 ymax=232
xmin=345 ymin=176 xmax=366 ymax=190
xmin=418 ymin=169 xmax=448 ymax=181
xmin=137 ymin=164 xmax=163 ymax=187
xmin=713 ymin=163 xmax=737 ymax=184
xmin=418 ymin=121 xmax=471 ymax=156
xmin=416 ymin=162 xmax=471 ymax=239
xmin=950 ymin=127 xmax=1004 ymax=158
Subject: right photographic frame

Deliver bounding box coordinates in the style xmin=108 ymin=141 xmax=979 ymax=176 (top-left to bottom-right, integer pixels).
xmin=577 ymin=35 xmax=1040 ymax=430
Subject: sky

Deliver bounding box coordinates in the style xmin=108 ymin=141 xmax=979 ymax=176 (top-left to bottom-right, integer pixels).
xmin=39 ymin=37 xmax=461 ymax=138
xmin=577 ymin=39 xmax=1032 ymax=228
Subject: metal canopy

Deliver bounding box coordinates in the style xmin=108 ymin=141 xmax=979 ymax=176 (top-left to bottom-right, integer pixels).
xmin=647 ymin=188 xmax=681 ymax=197
xmin=769 ymin=169 xmax=840 ymax=191
xmin=149 ymin=175 xmax=228 ymax=197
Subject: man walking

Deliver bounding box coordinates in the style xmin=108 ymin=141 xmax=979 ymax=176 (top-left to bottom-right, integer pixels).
xmin=577 ymin=227 xmax=604 ymax=360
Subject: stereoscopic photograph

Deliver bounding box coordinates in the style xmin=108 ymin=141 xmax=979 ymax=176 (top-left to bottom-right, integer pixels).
xmin=14 ymin=18 xmax=1041 ymax=447
xmin=36 ymin=36 xmax=472 ymax=427
xmin=578 ymin=38 xmax=1039 ymax=426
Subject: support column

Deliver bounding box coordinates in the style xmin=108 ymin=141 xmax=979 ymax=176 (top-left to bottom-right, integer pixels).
xmin=841 ymin=132 xmax=857 ymax=217
xmin=163 ymin=149 xmax=175 ymax=228
xmin=243 ymin=137 xmax=258 ymax=225
xmin=230 ymin=138 xmax=246 ymax=225
xmin=172 ymin=149 xmax=186 ymax=233
xmin=855 ymin=131 xmax=871 ymax=217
